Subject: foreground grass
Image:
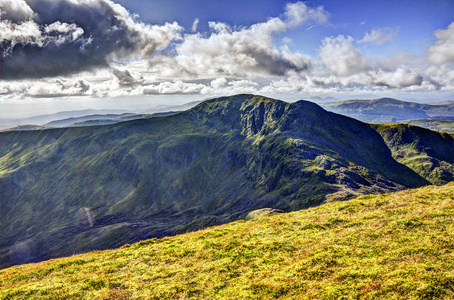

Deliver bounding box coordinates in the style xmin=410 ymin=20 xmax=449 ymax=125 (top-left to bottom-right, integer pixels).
xmin=2 ymin=184 xmax=454 ymax=299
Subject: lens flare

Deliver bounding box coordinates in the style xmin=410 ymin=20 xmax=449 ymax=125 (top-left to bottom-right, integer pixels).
xmin=75 ymin=207 xmax=94 ymax=229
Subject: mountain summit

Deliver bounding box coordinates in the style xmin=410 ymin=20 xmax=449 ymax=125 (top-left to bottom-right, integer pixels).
xmin=1 ymin=94 xmax=453 ymax=268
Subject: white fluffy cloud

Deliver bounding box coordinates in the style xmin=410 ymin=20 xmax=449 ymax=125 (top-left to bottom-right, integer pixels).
xmin=284 ymin=1 xmax=330 ymax=27
xmin=319 ymin=35 xmax=370 ymax=76
xmin=0 ymin=78 xmax=92 ymax=99
xmin=143 ymin=81 xmax=209 ymax=95
xmin=360 ymin=28 xmax=395 ymax=45
xmin=170 ymin=18 xmax=310 ymax=78
xmin=0 ymin=0 xmax=35 ymax=22
xmin=364 ymin=68 xmax=423 ymax=89
xmin=428 ymin=22 xmax=454 ymax=64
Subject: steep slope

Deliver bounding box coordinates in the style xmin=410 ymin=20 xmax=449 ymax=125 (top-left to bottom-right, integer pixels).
xmin=322 ymin=98 xmax=454 ymax=123
xmin=1 ymin=183 xmax=454 ymax=299
xmin=373 ymin=123 xmax=454 ymax=185
xmin=0 ymin=94 xmax=450 ymax=269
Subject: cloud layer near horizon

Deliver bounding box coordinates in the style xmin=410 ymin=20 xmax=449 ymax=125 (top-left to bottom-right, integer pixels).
xmin=0 ymin=0 xmax=453 ymax=100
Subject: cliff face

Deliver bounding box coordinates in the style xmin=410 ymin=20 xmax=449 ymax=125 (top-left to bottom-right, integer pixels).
xmin=1 ymin=94 xmax=452 ymax=268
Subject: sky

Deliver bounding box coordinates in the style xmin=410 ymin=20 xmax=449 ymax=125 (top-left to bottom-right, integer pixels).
xmin=0 ymin=0 xmax=453 ymax=114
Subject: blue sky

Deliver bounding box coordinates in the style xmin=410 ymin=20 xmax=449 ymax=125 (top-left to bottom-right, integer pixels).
xmin=116 ymin=0 xmax=453 ymax=56
xmin=0 ymin=0 xmax=453 ymax=109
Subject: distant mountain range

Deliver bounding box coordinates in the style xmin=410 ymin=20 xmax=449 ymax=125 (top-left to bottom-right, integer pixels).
xmin=0 ymin=101 xmax=202 ymax=130
xmin=322 ymin=97 xmax=454 ymax=123
xmin=1 ymin=94 xmax=453 ymax=269
xmin=0 ymin=109 xmax=132 ymax=127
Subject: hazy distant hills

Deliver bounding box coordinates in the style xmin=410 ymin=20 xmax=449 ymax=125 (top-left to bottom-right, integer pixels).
xmin=0 ymin=101 xmax=201 ymax=130
xmin=45 ymin=112 xmax=179 ymax=128
xmin=0 ymin=109 xmax=131 ymax=127
xmin=1 ymin=94 xmax=453 ymax=268
xmin=322 ymin=97 xmax=454 ymax=123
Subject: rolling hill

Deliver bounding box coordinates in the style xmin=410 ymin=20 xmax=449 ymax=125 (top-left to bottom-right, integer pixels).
xmin=1 ymin=183 xmax=454 ymax=299
xmin=322 ymin=98 xmax=454 ymax=123
xmin=1 ymin=94 xmax=453 ymax=269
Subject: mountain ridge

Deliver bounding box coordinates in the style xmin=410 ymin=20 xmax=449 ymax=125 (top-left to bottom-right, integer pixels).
xmin=322 ymin=98 xmax=454 ymax=123
xmin=0 ymin=94 xmax=453 ymax=268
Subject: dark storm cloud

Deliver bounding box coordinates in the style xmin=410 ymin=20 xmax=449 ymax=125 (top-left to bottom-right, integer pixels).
xmin=0 ymin=0 xmax=182 ymax=79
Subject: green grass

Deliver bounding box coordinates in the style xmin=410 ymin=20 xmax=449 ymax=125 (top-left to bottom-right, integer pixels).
xmin=2 ymin=183 xmax=454 ymax=299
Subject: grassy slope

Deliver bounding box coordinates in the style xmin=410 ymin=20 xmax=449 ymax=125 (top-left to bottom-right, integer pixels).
xmin=2 ymin=183 xmax=454 ymax=299
xmin=373 ymin=123 xmax=454 ymax=185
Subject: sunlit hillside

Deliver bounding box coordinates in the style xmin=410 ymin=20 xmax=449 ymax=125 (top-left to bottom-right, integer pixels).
xmin=1 ymin=183 xmax=454 ymax=299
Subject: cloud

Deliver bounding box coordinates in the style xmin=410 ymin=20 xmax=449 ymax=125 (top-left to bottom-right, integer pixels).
xmin=143 ymin=80 xmax=209 ymax=95
xmin=282 ymin=37 xmax=293 ymax=44
xmin=366 ymin=68 xmax=423 ymax=89
xmin=170 ymin=18 xmax=311 ymax=78
xmin=0 ymin=0 xmax=183 ymax=79
xmin=112 ymin=68 xmax=143 ymax=87
xmin=2 ymin=1 xmax=449 ymax=99
xmin=210 ymin=77 xmax=228 ymax=89
xmin=378 ymin=52 xmax=409 ymax=72
xmin=284 ymin=1 xmax=330 ymax=27
xmin=0 ymin=0 xmax=35 ymax=22
xmin=319 ymin=35 xmax=370 ymax=76
xmin=360 ymin=28 xmax=395 ymax=45
xmin=428 ymin=22 xmax=454 ymax=64
xmin=191 ymin=18 xmax=199 ymax=32
xmin=426 ymin=65 xmax=454 ymax=90
xmin=0 ymin=77 xmax=93 ymax=99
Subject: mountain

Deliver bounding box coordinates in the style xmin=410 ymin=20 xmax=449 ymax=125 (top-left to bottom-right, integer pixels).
xmin=306 ymin=96 xmax=339 ymax=103
xmin=1 ymin=183 xmax=454 ymax=299
xmin=1 ymin=94 xmax=453 ymax=269
xmin=44 ymin=113 xmax=136 ymax=127
xmin=141 ymin=100 xmax=202 ymax=114
xmin=1 ymin=112 xmax=180 ymax=132
xmin=0 ymin=109 xmax=132 ymax=127
xmin=45 ymin=112 xmax=179 ymax=128
xmin=373 ymin=123 xmax=454 ymax=185
xmin=322 ymin=98 xmax=454 ymax=123
xmin=0 ymin=100 xmax=199 ymax=128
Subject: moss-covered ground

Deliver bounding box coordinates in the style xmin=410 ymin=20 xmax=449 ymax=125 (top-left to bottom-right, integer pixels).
xmin=2 ymin=183 xmax=454 ymax=299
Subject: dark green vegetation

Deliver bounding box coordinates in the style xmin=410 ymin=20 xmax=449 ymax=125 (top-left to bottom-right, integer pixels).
xmin=1 ymin=94 xmax=453 ymax=269
xmin=1 ymin=183 xmax=454 ymax=299
xmin=373 ymin=124 xmax=454 ymax=185
xmin=401 ymin=119 xmax=454 ymax=133
xmin=322 ymin=98 xmax=454 ymax=123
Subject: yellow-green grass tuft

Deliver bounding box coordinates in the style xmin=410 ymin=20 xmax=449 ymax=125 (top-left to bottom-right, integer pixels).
xmin=2 ymin=183 xmax=454 ymax=299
